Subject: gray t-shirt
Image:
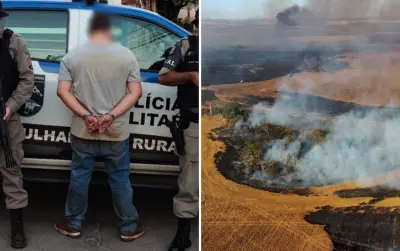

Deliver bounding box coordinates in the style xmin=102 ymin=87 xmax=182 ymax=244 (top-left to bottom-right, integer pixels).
xmin=59 ymin=42 xmax=141 ymax=141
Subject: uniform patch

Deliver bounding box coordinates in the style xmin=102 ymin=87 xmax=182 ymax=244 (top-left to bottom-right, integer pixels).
xmin=27 ymin=55 xmax=33 ymax=70
xmin=18 ymin=74 xmax=45 ymax=117
xmin=165 ymin=59 xmax=175 ymax=67
xmin=24 ymin=43 xmax=30 ymax=54
xmin=24 ymin=43 xmax=33 ymax=69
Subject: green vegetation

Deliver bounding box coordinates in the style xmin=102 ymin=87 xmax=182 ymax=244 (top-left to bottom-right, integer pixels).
xmin=225 ymin=123 xmax=330 ymax=179
xmin=202 ymin=90 xmax=218 ymax=103
xmin=239 ymin=142 xmax=263 ymax=170
xmin=218 ymin=102 xmax=250 ymax=124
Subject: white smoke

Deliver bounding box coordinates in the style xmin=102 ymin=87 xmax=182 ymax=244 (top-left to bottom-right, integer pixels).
xmin=298 ymin=110 xmax=400 ymax=185
xmin=236 ymin=0 xmax=400 ymax=186
xmin=246 ymin=69 xmax=400 ymax=186
xmin=248 ymin=95 xmax=400 ymax=185
xmin=265 ymin=0 xmax=400 ymax=20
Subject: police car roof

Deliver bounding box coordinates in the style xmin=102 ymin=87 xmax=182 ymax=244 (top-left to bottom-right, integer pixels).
xmin=3 ymin=0 xmax=160 ymax=16
xmin=3 ymin=0 xmax=190 ymax=37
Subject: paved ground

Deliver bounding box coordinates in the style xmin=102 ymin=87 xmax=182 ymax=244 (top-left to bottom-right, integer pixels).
xmin=0 ymin=182 xmax=199 ymax=251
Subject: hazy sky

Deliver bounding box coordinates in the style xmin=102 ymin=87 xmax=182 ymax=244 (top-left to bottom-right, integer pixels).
xmin=202 ymin=0 xmax=395 ymax=20
xmin=202 ymin=0 xmax=308 ymax=19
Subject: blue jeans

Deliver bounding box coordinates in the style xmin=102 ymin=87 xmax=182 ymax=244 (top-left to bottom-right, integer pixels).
xmin=65 ymin=135 xmax=138 ymax=233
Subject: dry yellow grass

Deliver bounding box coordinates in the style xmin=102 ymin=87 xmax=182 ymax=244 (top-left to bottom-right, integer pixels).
xmin=374 ymin=197 xmax=400 ymax=207
xmin=201 ymin=115 xmax=381 ymax=251
xmin=288 ymin=36 xmax=357 ymax=42
xmin=327 ymin=21 xmax=357 ymax=25
xmin=206 ymin=52 xmax=400 ymax=108
xmin=202 ymin=51 xmax=400 ymax=250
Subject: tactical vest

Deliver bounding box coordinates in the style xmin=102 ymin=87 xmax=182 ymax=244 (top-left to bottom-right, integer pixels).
xmin=0 ymin=29 xmax=19 ymax=103
xmin=176 ymin=35 xmax=199 ymax=109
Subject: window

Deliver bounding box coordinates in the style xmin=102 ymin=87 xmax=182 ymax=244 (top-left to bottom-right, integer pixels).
xmin=111 ymin=16 xmax=180 ymax=71
xmin=5 ymin=10 xmax=68 ymax=61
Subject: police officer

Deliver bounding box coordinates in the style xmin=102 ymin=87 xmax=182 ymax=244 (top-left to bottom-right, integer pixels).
xmin=159 ymin=9 xmax=199 ymax=251
xmin=0 ymin=2 xmax=34 ymax=249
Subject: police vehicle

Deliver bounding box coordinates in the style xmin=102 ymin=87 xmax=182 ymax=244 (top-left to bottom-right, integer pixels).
xmin=3 ymin=0 xmax=190 ymax=188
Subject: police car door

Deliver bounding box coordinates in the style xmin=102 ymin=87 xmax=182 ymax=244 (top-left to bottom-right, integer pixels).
xmin=4 ymin=4 xmax=81 ymax=167
xmin=78 ymin=8 xmax=184 ymax=174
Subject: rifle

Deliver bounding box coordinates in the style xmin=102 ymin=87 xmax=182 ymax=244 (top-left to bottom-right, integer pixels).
xmin=0 ymin=76 xmax=15 ymax=169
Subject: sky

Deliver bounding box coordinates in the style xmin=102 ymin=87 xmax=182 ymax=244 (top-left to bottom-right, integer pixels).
xmin=202 ymin=0 xmax=309 ymax=20
xmin=201 ymin=0 xmax=395 ymax=20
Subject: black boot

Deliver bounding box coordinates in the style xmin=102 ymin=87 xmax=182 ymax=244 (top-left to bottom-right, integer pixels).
xmin=168 ymin=218 xmax=192 ymax=251
xmin=10 ymin=209 xmax=27 ymax=249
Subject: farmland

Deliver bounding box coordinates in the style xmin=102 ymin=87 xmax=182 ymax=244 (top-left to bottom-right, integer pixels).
xmin=202 ymin=115 xmax=400 ymax=251
xmin=202 ymin=15 xmax=400 ymax=250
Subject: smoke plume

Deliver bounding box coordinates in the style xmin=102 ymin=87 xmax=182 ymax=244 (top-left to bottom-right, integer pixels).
xmin=246 ymin=49 xmax=400 ymax=186
xmin=245 ymin=0 xmax=400 ymax=185
xmin=265 ymin=0 xmax=400 ymax=20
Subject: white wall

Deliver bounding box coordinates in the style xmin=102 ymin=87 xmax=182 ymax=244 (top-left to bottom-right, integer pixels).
xmin=178 ymin=5 xmax=198 ymax=21
xmin=108 ymin=0 xmax=121 ymax=5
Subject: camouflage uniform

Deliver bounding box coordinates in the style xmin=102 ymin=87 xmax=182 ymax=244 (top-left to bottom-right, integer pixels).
xmin=0 ymin=9 xmax=34 ymax=247
xmin=0 ymin=29 xmax=34 ymax=210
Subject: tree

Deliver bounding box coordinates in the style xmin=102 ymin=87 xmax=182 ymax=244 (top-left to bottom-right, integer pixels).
xmin=202 ymin=90 xmax=218 ymax=103
xmin=239 ymin=142 xmax=263 ymax=172
xmin=201 ymin=90 xmax=219 ymax=115
xmin=221 ymin=102 xmax=250 ymax=123
xmin=156 ymin=0 xmax=198 ymax=23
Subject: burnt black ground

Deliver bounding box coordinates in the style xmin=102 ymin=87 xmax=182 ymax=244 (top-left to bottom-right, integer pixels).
xmin=202 ymin=48 xmax=349 ymax=86
xmin=212 ymin=127 xmax=314 ymax=196
xmin=305 ymin=205 xmax=400 ymax=251
xmin=336 ymin=187 xmax=400 ymax=204
xmin=204 ymin=18 xmax=400 ymax=251
xmin=265 ymin=91 xmax=400 ymax=117
xmin=211 ymin=127 xmax=400 ymax=250
xmin=207 ymin=88 xmax=400 ymax=117
xmin=202 ymin=19 xmax=400 ymax=86
xmin=305 ymin=186 xmax=400 ymax=251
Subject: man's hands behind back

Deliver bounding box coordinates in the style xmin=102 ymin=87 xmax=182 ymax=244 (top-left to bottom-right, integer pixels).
xmin=84 ymin=114 xmax=114 ymax=133
xmin=84 ymin=115 xmax=98 ymax=132
xmin=97 ymin=114 xmax=114 ymax=134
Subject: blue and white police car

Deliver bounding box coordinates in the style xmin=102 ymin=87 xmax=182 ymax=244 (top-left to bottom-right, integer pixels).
xmin=3 ymin=0 xmax=190 ymax=187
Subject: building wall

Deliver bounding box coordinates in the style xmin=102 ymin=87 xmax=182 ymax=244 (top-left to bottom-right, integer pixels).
xmin=121 ymin=0 xmax=197 ymax=21
xmin=108 ymin=0 xmax=121 ymax=4
xmin=122 ymin=0 xmax=157 ymax=12
xmin=178 ymin=5 xmax=198 ymax=21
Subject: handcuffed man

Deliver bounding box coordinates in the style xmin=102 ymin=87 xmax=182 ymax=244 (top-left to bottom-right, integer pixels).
xmin=55 ymin=12 xmax=144 ymax=242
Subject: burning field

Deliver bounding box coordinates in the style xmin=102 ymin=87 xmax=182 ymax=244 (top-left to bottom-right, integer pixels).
xmin=202 ymin=113 xmax=400 ymax=251
xmin=202 ymin=3 xmax=400 ymax=250
xmin=202 ymin=63 xmax=400 ymax=249
xmin=202 ymin=115 xmax=400 ymax=251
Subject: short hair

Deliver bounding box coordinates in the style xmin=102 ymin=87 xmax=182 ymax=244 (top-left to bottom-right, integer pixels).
xmin=89 ymin=12 xmax=111 ymax=33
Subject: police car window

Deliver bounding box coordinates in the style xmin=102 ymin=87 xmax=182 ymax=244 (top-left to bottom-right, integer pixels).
xmin=111 ymin=16 xmax=179 ymax=71
xmin=5 ymin=10 xmax=68 ymax=61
